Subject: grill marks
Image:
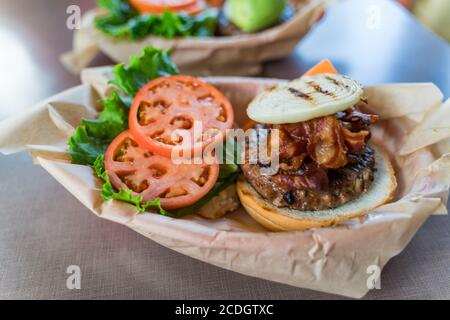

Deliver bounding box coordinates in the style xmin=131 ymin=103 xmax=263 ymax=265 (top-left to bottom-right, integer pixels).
xmin=288 ymin=76 xmax=342 ymax=105
xmin=307 ymin=81 xmax=335 ymax=97
xmin=288 ymin=87 xmax=312 ymax=100
xmin=325 ymin=75 xmax=350 ymax=90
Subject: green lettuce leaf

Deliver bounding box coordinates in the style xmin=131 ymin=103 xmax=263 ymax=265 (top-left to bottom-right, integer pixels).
xmin=95 ymin=0 xmax=218 ymax=40
xmin=111 ymin=47 xmax=180 ymax=97
xmin=82 ymin=91 xmax=129 ymax=140
xmin=68 ymin=91 xmax=129 ymax=165
xmin=68 ymin=47 xmax=178 ymax=165
xmin=98 ymin=0 xmax=137 ymax=20
xmin=70 ymin=45 xmax=241 ymax=217
xmin=68 ymin=126 xmax=108 ymax=165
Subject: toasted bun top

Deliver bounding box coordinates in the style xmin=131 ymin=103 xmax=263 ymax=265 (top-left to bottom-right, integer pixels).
xmin=247 ymin=74 xmax=364 ymax=124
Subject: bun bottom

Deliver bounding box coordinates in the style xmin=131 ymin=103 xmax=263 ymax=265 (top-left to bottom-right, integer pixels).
xmin=236 ymin=144 xmax=397 ymax=232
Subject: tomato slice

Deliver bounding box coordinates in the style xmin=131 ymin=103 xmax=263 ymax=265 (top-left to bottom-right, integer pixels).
xmin=105 ymin=131 xmax=219 ymax=210
xmin=179 ymin=1 xmax=205 ymax=15
xmin=129 ymin=0 xmax=205 ymax=15
xmin=129 ymin=75 xmax=234 ymax=158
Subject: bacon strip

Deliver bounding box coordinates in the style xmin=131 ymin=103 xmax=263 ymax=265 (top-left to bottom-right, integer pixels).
xmin=271 ymin=108 xmax=377 ymax=171
xmin=337 ymin=107 xmax=379 ymax=131
xmin=307 ymin=116 xmax=348 ymax=169
xmin=342 ymin=128 xmax=369 ymax=153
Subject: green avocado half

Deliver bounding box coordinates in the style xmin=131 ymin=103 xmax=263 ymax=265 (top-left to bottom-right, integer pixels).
xmin=226 ymin=0 xmax=288 ymax=33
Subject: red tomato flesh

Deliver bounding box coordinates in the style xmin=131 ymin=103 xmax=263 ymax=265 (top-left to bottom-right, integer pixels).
xmin=105 ymin=131 xmax=219 ymax=210
xmin=129 ymin=75 xmax=234 ymax=158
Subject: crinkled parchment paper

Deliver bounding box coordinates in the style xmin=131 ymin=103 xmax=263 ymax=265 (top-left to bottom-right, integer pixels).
xmin=1 ymin=68 xmax=449 ymax=298
xmin=61 ymin=0 xmax=328 ymax=76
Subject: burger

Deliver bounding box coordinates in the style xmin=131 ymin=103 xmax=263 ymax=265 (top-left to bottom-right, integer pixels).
xmin=236 ymin=70 xmax=397 ymax=231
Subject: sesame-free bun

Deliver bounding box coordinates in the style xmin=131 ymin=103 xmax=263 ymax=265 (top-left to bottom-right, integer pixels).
xmin=236 ymin=144 xmax=397 ymax=232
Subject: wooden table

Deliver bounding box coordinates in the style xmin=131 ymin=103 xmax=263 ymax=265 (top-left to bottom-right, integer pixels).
xmin=0 ymin=0 xmax=449 ymax=299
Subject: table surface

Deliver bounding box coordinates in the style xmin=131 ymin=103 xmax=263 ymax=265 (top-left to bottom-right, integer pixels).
xmin=0 ymin=0 xmax=449 ymax=300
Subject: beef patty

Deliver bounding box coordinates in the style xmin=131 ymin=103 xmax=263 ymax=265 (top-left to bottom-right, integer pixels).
xmin=241 ymin=145 xmax=376 ymax=211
